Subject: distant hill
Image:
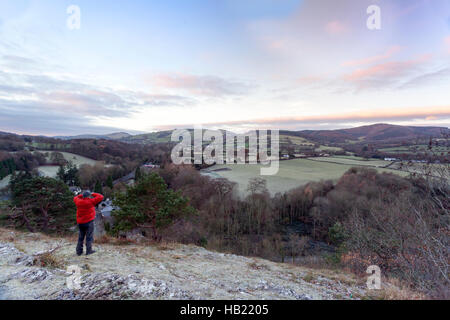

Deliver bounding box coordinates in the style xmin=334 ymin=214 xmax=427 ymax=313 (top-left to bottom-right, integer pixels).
xmin=5 ymin=123 xmax=449 ymax=146
xmin=120 ymin=130 xmax=174 ymax=144
xmin=119 ymin=129 xmax=230 ymax=145
xmin=298 ymin=124 xmax=449 ymax=143
xmin=54 ymin=132 xmax=132 ymax=140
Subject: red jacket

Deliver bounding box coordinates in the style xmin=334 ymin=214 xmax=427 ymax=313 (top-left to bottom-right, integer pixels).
xmin=74 ymin=193 xmax=104 ymax=224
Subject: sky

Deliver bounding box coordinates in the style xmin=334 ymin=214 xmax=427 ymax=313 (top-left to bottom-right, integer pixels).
xmin=0 ymin=0 xmax=449 ymax=136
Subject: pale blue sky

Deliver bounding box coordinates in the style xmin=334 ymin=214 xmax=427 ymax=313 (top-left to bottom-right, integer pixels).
xmin=0 ymin=0 xmax=449 ymax=135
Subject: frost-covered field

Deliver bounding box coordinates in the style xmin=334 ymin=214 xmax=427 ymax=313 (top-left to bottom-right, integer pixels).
xmin=35 ymin=151 xmax=104 ymax=178
xmin=203 ymin=158 xmax=409 ymax=196
xmin=37 ymin=151 xmax=101 ymax=167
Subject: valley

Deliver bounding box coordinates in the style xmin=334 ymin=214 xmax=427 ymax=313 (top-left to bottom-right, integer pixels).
xmin=0 ymin=123 xmax=448 ymax=300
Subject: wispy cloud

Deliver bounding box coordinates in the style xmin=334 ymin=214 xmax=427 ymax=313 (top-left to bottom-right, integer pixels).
xmin=2 ymin=55 xmax=37 ymax=66
xmin=151 ymin=73 xmax=253 ymax=97
xmin=1 ymin=1 xmax=450 ymax=134
xmin=400 ymin=67 xmax=450 ymax=89
xmin=342 ymin=46 xmax=403 ymax=67
xmin=343 ymin=54 xmax=432 ymax=90
xmin=0 ymin=69 xmax=198 ymax=135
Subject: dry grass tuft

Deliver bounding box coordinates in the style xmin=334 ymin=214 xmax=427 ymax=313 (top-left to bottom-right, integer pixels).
xmin=378 ymin=278 xmax=426 ymax=300
xmin=35 ymin=252 xmax=65 ymax=269
xmin=248 ymin=261 xmax=270 ymax=271
xmin=302 ymin=272 xmax=316 ymax=283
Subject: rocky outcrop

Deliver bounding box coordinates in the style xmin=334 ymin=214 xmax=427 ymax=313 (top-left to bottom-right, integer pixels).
xmin=0 ymin=229 xmax=372 ymax=300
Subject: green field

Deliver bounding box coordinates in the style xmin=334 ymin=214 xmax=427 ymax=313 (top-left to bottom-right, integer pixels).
xmin=125 ymin=131 xmax=173 ymax=144
xmin=315 ymin=145 xmax=344 ymax=152
xmin=202 ymin=158 xmax=409 ymax=196
xmin=279 ymin=135 xmax=315 ymax=146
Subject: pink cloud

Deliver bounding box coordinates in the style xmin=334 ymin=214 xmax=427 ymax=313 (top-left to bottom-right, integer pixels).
xmin=344 ymin=54 xmax=431 ymax=82
xmin=342 ymin=46 xmax=403 ymax=67
xmin=325 ymin=20 xmax=348 ymax=35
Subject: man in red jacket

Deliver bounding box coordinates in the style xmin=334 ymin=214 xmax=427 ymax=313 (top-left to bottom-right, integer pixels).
xmin=74 ymin=190 xmax=104 ymax=256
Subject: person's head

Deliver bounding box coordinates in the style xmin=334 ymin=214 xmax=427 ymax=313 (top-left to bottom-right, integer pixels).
xmin=82 ymin=190 xmax=91 ymax=198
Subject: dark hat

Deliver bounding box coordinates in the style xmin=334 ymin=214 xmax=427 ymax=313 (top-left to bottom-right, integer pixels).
xmin=82 ymin=190 xmax=92 ymax=198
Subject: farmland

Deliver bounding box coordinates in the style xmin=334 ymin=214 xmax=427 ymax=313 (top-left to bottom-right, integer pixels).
xmin=35 ymin=151 xmax=104 ymax=178
xmin=202 ymin=157 xmax=410 ymax=196
xmin=36 ymin=151 xmax=102 ymax=167
xmin=279 ymin=135 xmax=315 ymax=146
xmin=315 ymin=145 xmax=344 ymax=152
xmin=5 ymin=150 xmax=104 ymax=178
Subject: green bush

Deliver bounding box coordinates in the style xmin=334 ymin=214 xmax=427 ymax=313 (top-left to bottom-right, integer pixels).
xmin=9 ymin=173 xmax=76 ymax=233
xmin=328 ymin=222 xmax=347 ymax=245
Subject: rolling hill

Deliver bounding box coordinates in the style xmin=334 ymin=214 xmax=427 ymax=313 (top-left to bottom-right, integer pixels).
xmin=54 ymin=132 xmax=132 ymax=140
xmin=5 ymin=123 xmax=449 ymax=147
xmin=298 ymin=124 xmax=448 ymax=143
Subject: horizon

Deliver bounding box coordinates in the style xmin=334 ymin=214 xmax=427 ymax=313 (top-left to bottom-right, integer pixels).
xmin=1 ymin=1 xmax=450 ymax=135
xmin=2 ymin=122 xmax=449 ymax=138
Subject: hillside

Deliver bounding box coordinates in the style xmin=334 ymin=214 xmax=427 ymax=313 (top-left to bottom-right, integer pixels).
xmin=46 ymin=124 xmax=449 ymax=146
xmin=120 ymin=130 xmax=174 ymax=144
xmin=299 ymin=124 xmax=448 ymax=143
xmin=0 ymin=228 xmax=407 ymax=300
xmin=54 ymin=132 xmax=132 ymax=140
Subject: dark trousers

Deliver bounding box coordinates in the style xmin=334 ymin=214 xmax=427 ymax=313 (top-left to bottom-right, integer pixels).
xmin=76 ymin=220 xmax=94 ymax=254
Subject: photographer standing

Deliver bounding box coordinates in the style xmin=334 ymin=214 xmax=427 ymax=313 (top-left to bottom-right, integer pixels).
xmin=73 ymin=191 xmax=104 ymax=256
